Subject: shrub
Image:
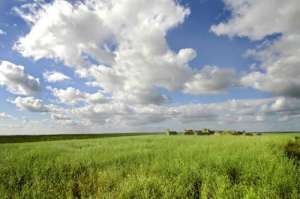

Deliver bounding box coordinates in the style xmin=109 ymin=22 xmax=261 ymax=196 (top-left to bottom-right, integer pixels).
xmin=222 ymin=130 xmax=234 ymax=135
xmin=221 ymin=130 xmax=245 ymax=136
xmin=194 ymin=130 xmax=203 ymax=135
xmin=184 ymin=129 xmax=195 ymax=135
xmin=232 ymin=131 xmax=244 ymax=136
xmin=284 ymin=139 xmax=300 ymax=160
xmin=166 ymin=129 xmax=178 ymax=136
xmin=202 ymin=128 xmax=215 ymax=135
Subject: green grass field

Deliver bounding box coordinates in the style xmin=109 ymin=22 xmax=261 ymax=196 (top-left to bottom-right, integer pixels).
xmin=0 ymin=134 xmax=299 ymax=199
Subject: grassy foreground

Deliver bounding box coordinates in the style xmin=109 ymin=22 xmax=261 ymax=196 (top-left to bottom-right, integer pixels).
xmin=0 ymin=134 xmax=299 ymax=198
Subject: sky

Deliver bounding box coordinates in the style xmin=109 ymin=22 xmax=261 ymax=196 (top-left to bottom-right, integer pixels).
xmin=0 ymin=0 xmax=300 ymax=134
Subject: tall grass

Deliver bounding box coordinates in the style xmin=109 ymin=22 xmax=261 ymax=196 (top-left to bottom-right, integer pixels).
xmin=0 ymin=134 xmax=299 ymax=198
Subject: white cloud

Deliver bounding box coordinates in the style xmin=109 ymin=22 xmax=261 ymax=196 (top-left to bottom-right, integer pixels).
xmin=0 ymin=112 xmax=13 ymax=119
xmin=241 ymin=35 xmax=300 ymax=98
xmin=212 ymin=0 xmax=300 ymax=98
xmin=9 ymin=95 xmax=271 ymax=130
xmin=0 ymin=29 xmax=6 ymax=35
xmin=14 ymin=0 xmax=126 ymax=66
xmin=71 ymin=102 xmax=132 ymax=125
xmin=49 ymin=87 xmax=84 ymax=105
xmin=48 ymin=86 xmax=108 ymax=105
xmin=14 ymin=0 xmax=236 ymax=105
xmin=43 ymin=71 xmax=70 ymax=82
xmin=5 ymin=95 xmax=300 ymax=133
xmin=268 ymin=97 xmax=300 ymax=116
xmin=210 ymin=0 xmax=300 ymax=41
xmin=50 ymin=113 xmax=71 ymax=121
xmin=9 ymin=96 xmax=73 ymax=123
xmin=69 ymin=97 xmax=300 ymax=128
xmin=170 ymin=98 xmax=271 ymax=124
xmin=0 ymin=60 xmax=40 ymax=95
xmin=87 ymin=91 xmax=109 ymax=104
xmin=11 ymin=96 xmax=48 ymax=112
xmin=184 ymin=65 xmax=237 ymax=95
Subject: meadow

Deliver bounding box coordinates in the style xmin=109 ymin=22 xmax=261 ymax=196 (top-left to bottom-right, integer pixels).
xmin=0 ymin=133 xmax=299 ymax=199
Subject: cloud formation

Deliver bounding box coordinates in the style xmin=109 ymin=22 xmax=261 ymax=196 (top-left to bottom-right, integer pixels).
xmin=68 ymin=97 xmax=300 ymax=128
xmin=211 ymin=0 xmax=300 ymax=40
xmin=184 ymin=65 xmax=237 ymax=95
xmin=0 ymin=29 xmax=6 ymax=35
xmin=43 ymin=71 xmax=71 ymax=83
xmin=0 ymin=60 xmax=40 ymax=95
xmin=212 ymin=0 xmax=300 ymax=98
xmin=0 ymin=112 xmax=13 ymax=119
xmin=11 ymin=96 xmax=48 ymax=112
xmin=48 ymin=87 xmax=109 ymax=105
xmin=7 ymin=93 xmax=300 ymax=133
xmin=14 ymin=0 xmax=236 ymax=106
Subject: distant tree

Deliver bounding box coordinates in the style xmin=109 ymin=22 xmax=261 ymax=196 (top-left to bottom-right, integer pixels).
xmin=184 ymin=129 xmax=195 ymax=135
xmin=166 ymin=129 xmax=178 ymax=135
xmin=203 ymin=128 xmax=215 ymax=135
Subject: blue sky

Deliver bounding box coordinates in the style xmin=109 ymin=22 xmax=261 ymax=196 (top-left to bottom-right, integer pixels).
xmin=0 ymin=0 xmax=299 ymax=134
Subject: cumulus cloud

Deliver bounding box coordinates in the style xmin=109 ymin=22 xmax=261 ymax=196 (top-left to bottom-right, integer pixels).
xmin=170 ymin=98 xmax=270 ymax=124
xmin=168 ymin=97 xmax=300 ymax=125
xmin=7 ymin=94 xmax=300 ymax=132
xmin=69 ymin=97 xmax=300 ymax=128
xmin=0 ymin=60 xmax=40 ymax=95
xmin=71 ymin=102 xmax=132 ymax=125
xmin=212 ymin=0 xmax=300 ymax=98
xmin=10 ymin=96 xmax=73 ymax=123
xmin=267 ymin=97 xmax=300 ymax=116
xmin=70 ymin=103 xmax=172 ymax=127
xmin=0 ymin=29 xmax=6 ymax=35
xmin=210 ymin=0 xmax=300 ymax=41
xmin=43 ymin=71 xmax=71 ymax=83
xmin=11 ymin=96 xmax=49 ymax=112
xmin=12 ymin=95 xmax=282 ymax=129
xmin=0 ymin=112 xmax=13 ymax=119
xmin=48 ymin=87 xmax=108 ymax=105
xmin=184 ymin=65 xmax=237 ymax=95
xmin=50 ymin=113 xmax=71 ymax=121
xmin=14 ymin=0 xmax=116 ymax=66
xmin=241 ymin=35 xmax=300 ymax=98
xmin=14 ymin=0 xmax=236 ymax=105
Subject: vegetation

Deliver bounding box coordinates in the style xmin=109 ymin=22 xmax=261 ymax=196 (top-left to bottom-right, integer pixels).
xmin=0 ymin=132 xmax=161 ymax=144
xmin=285 ymin=136 xmax=300 ymax=160
xmin=175 ymin=129 xmax=256 ymax=136
xmin=184 ymin=129 xmax=195 ymax=135
xmin=0 ymin=133 xmax=299 ymax=198
xmin=165 ymin=129 xmax=178 ymax=135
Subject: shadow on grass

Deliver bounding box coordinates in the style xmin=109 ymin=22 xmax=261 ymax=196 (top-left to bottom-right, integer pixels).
xmin=285 ymin=136 xmax=300 ymax=161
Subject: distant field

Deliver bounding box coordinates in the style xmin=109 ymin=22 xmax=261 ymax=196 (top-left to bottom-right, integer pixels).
xmin=0 ymin=133 xmax=299 ymax=198
xmin=0 ymin=132 xmax=162 ymax=144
